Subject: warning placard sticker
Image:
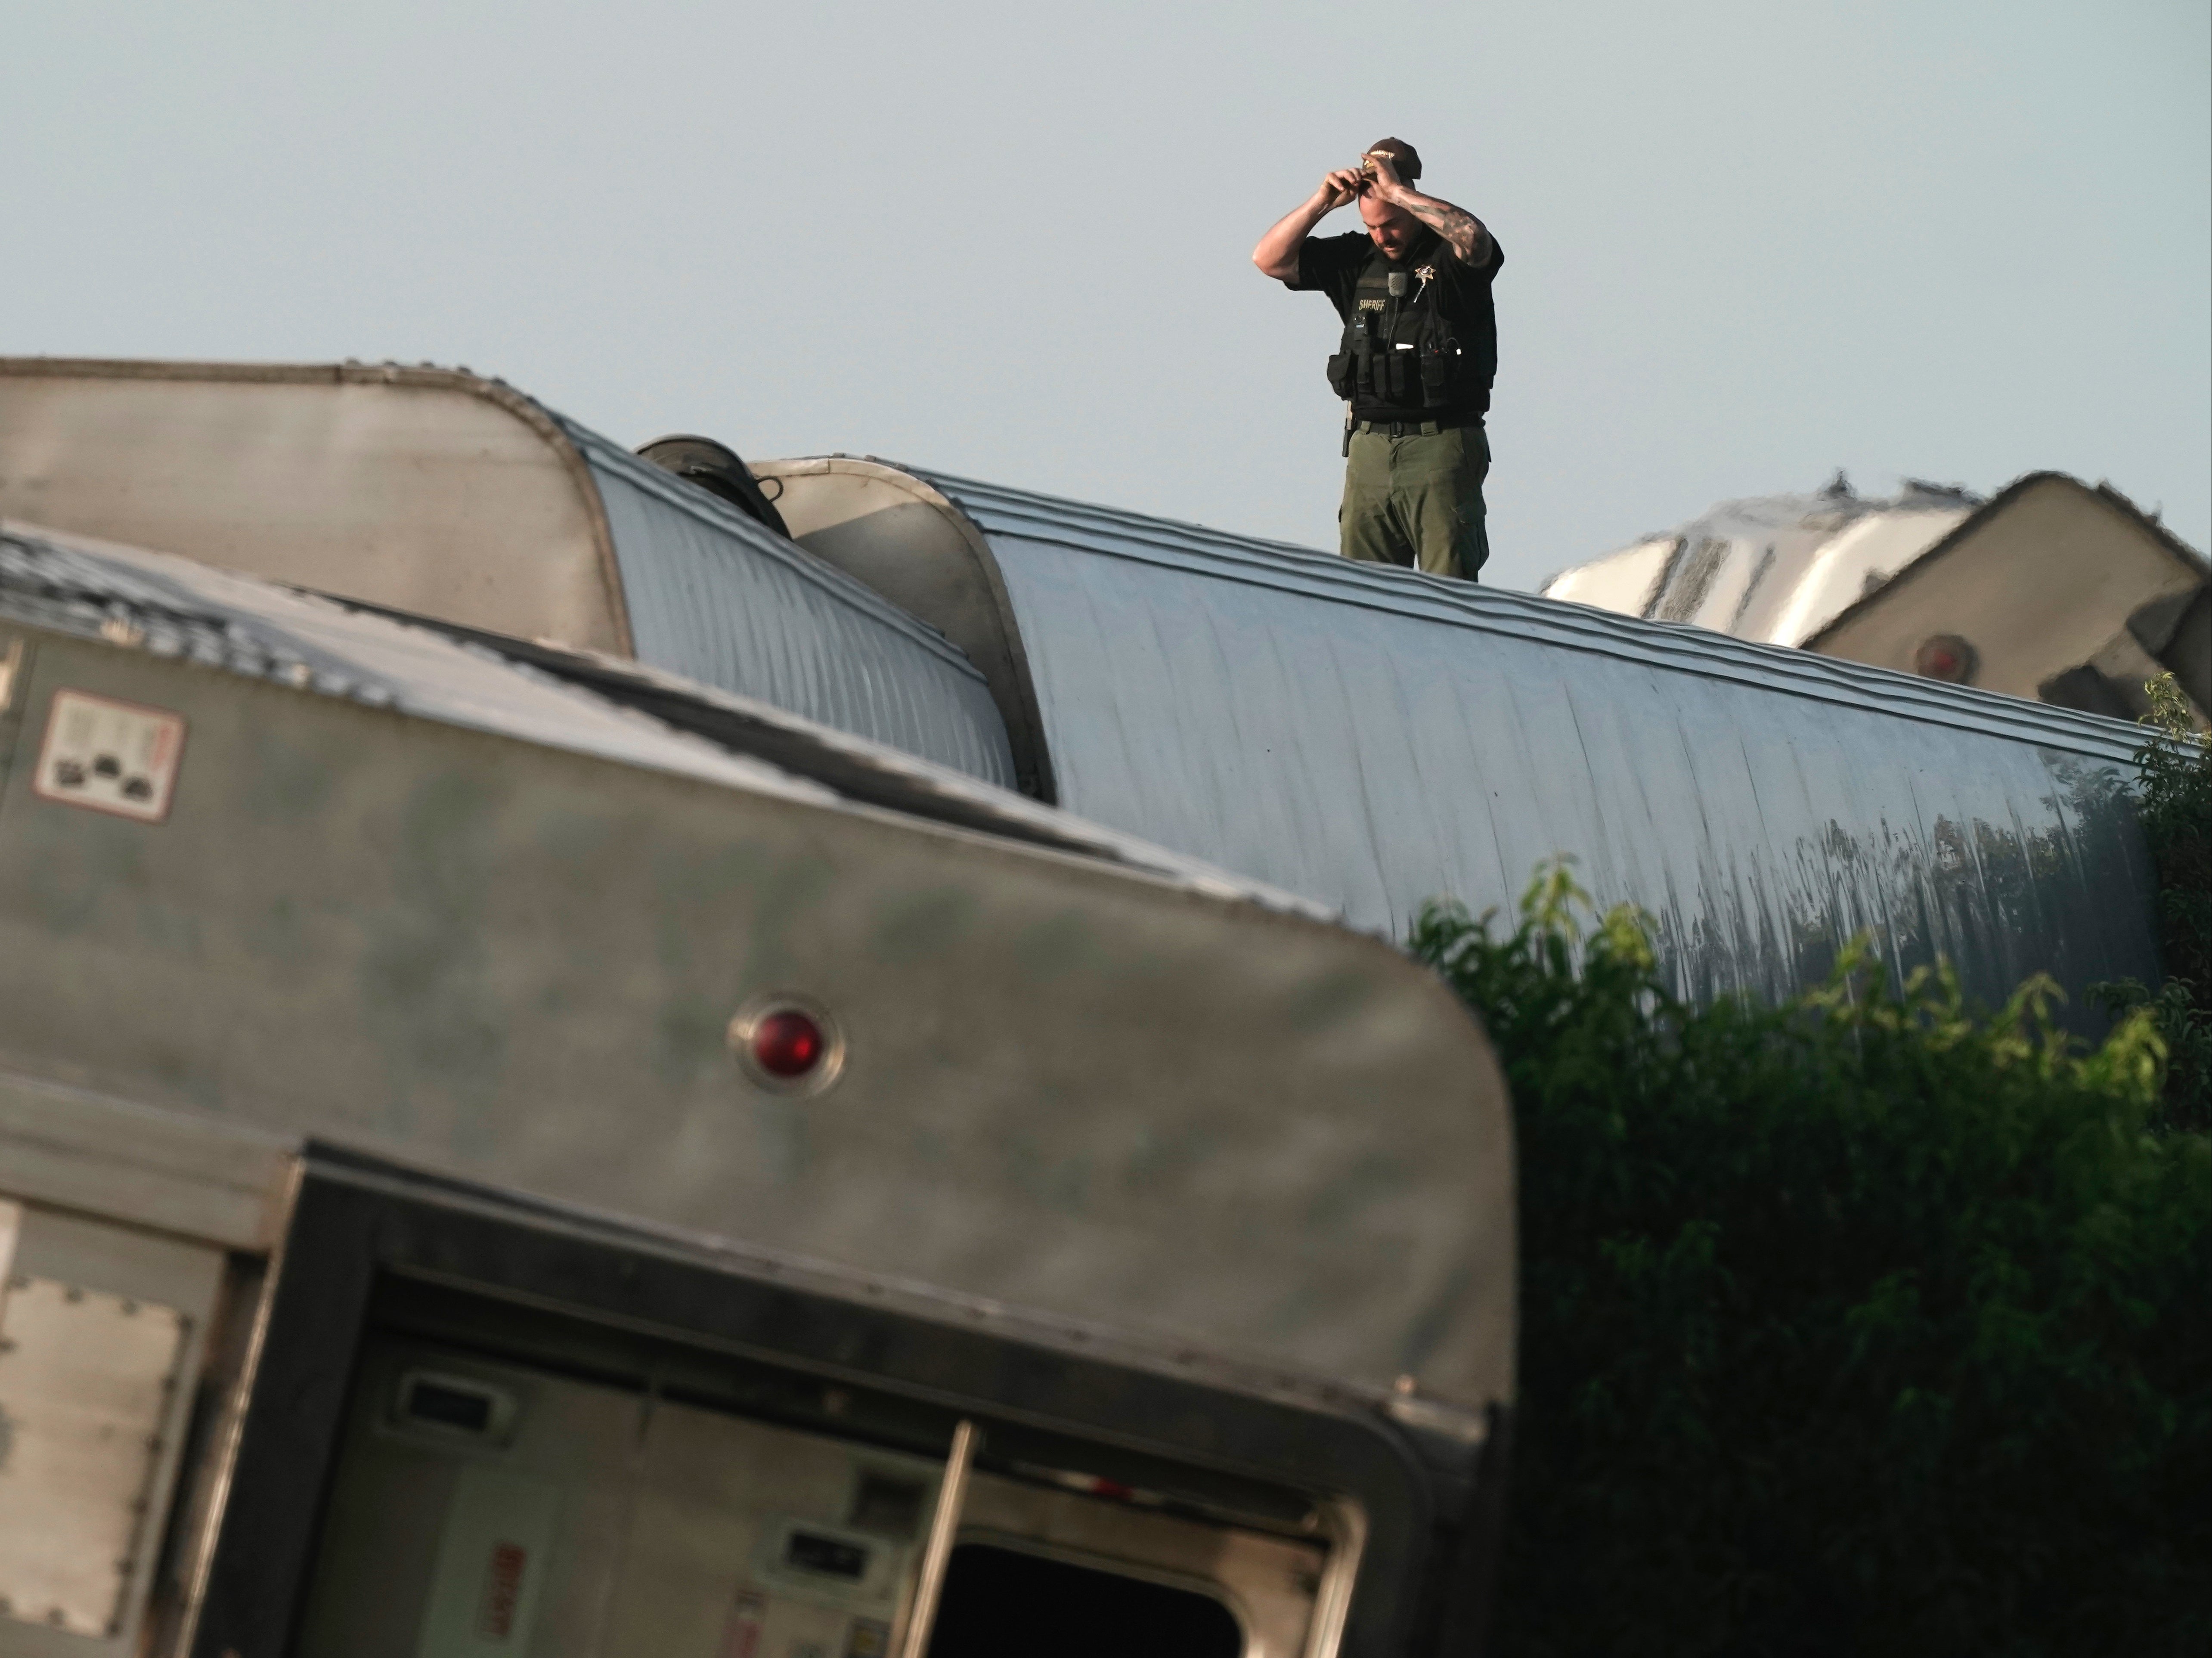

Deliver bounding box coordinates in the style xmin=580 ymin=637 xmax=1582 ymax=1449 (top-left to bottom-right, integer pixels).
xmin=33 ymin=690 xmax=187 ymax=824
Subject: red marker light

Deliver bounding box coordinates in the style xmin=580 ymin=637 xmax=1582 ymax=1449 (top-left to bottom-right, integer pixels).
xmin=1914 ymin=633 xmax=1978 ymax=685
xmin=752 ymin=1008 xmax=825 ymax=1079
xmin=728 ymin=995 xmax=845 ymax=1094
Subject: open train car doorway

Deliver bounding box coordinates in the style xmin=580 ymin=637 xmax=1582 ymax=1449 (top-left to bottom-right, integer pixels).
xmin=212 ymin=1162 xmax=1387 ymax=1658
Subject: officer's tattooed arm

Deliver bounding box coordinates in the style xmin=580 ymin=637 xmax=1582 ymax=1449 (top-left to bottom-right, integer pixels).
xmin=1367 ymin=156 xmax=1494 ymax=267
xmin=1396 ymin=190 xmax=1492 ymax=266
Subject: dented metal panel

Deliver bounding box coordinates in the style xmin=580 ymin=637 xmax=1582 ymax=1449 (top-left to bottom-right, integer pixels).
xmin=881 ymin=468 xmax=2161 ymax=1025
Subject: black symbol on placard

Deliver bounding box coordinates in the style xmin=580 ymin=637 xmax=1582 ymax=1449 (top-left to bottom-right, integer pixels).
xmin=55 ymin=760 xmax=87 ymax=788
xmin=93 ymin=753 xmax=122 ymax=778
xmin=121 ymin=776 xmax=153 ymax=802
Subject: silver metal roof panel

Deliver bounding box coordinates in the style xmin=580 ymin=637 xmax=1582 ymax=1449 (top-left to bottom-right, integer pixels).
xmin=771 ymin=462 xmax=2162 ymax=1026
xmin=920 ymin=468 xmax=2146 ymax=758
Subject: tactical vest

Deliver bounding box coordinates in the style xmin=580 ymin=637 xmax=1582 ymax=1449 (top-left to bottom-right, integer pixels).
xmin=1325 ymin=242 xmax=1468 ymax=410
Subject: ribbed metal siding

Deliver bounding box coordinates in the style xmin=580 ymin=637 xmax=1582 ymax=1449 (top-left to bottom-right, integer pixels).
xmin=565 ymin=423 xmax=1016 ymax=789
xmin=914 ymin=471 xmax=2161 ymax=1021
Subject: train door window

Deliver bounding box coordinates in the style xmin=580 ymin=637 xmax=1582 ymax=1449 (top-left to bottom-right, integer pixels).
xmin=925 ymin=1542 xmax=1242 ymax=1658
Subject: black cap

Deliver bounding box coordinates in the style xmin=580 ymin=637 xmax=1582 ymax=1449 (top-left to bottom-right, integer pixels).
xmin=1363 ymin=137 xmax=1422 ymax=183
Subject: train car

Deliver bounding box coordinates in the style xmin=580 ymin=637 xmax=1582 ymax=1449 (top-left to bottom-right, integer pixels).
xmin=758 ymin=458 xmax=2165 ymax=1023
xmin=0 ymin=359 xmax=2166 ymax=1026
xmin=0 ymin=358 xmax=1012 ymax=787
xmin=0 ymin=521 xmax=1512 ymax=1658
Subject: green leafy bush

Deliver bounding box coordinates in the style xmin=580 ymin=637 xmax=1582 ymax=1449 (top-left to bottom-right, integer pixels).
xmin=1413 ymin=870 xmax=2210 ymax=1656
xmin=2093 ymin=673 xmax=2212 ymax=1131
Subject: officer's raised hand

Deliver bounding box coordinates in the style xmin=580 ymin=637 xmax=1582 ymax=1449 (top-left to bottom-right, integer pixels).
xmin=1360 ymin=151 xmax=1406 ymax=201
xmin=1318 ymin=167 xmax=1365 ymax=211
xmin=1255 ymin=168 xmax=1367 ymax=279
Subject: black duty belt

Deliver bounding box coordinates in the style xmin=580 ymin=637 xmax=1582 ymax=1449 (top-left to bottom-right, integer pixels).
xmin=1349 ymin=412 xmax=1485 ymax=438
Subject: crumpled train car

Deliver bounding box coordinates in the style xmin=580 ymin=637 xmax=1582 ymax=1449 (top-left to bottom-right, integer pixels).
xmin=0 ymin=522 xmax=1511 ymax=1657
xmin=0 ymin=359 xmax=2165 ymax=1026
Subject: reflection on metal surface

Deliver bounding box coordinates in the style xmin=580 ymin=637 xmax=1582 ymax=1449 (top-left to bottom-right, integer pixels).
xmin=1382 ymin=1386 xmax=1489 ymax=1448
xmin=0 ymin=1276 xmax=189 ymax=1636
xmin=877 ymin=466 xmax=2163 ymax=1026
xmin=898 ymin=1419 xmax=978 ymax=1658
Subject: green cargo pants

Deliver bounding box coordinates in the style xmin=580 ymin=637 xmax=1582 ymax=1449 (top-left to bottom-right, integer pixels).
xmin=1339 ymin=423 xmax=1490 ymax=580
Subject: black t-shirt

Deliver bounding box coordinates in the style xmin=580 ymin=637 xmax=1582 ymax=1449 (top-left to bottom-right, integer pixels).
xmin=1288 ymin=228 xmax=1503 ymax=421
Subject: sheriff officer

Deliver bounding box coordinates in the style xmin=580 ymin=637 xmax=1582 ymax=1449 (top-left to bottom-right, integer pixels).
xmin=1252 ymin=138 xmax=1501 ymax=580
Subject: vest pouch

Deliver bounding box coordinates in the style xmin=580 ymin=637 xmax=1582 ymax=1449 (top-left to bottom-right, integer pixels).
xmin=1418 ymin=323 xmax=1459 ymax=408
xmin=1327 ymin=351 xmax=1356 ymax=400
xmin=1385 ymin=347 xmax=1411 ymax=403
xmin=1419 ymin=342 xmax=1449 ymax=407
xmin=1345 ymin=310 xmax=1380 ymax=397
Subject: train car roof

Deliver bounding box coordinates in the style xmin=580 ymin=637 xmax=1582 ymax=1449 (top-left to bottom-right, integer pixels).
xmin=0 ymin=357 xmax=1017 ymax=787
xmin=0 ymin=521 xmax=1322 ymax=913
xmin=758 ymin=455 xmax=2161 ymax=1026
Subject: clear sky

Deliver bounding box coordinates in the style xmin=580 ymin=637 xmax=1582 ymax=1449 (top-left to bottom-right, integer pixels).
xmin=6 ymin=1 xmax=2206 ymax=591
